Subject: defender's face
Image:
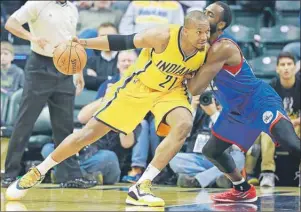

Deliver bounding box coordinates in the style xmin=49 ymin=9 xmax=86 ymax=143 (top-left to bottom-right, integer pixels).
xmin=277 ymin=57 xmax=296 ymax=80
xmin=185 ymin=20 xmax=210 ymax=50
xmin=205 ymin=4 xmax=224 ymax=34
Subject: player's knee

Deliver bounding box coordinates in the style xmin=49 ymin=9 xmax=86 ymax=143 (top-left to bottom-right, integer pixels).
xmin=202 ymin=141 xmax=220 ymax=160
xmin=271 ymin=119 xmax=301 ymax=158
xmin=173 ymin=119 xmax=193 ymax=141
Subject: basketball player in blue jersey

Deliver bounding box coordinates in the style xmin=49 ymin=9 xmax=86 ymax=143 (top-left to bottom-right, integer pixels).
xmin=188 ymin=1 xmax=300 ymax=203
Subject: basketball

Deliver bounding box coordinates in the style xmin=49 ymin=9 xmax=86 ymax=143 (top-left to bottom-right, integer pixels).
xmin=53 ymin=41 xmax=87 ymax=75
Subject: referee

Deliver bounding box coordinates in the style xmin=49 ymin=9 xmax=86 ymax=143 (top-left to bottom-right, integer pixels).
xmin=2 ymin=1 xmax=96 ymax=188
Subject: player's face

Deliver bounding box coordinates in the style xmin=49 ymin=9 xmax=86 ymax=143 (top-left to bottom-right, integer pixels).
xmin=1 ymin=49 xmax=13 ymax=66
xmin=277 ymin=57 xmax=296 ymax=80
xmin=186 ymin=20 xmax=210 ymax=50
xmin=205 ymin=4 xmax=224 ymax=34
xmin=117 ymin=51 xmax=137 ymax=75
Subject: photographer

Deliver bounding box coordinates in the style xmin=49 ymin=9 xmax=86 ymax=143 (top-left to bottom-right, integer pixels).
xmin=169 ymin=92 xmax=245 ymax=188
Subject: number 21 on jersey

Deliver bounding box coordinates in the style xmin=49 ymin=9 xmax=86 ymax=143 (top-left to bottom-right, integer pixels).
xmin=159 ymin=75 xmax=178 ymax=90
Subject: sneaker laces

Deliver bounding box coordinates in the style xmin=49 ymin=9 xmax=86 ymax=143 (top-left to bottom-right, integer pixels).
xmin=259 ymin=173 xmax=279 ymax=182
xmin=139 ymin=180 xmax=154 ymax=196
xmin=19 ymin=167 xmax=42 ymax=188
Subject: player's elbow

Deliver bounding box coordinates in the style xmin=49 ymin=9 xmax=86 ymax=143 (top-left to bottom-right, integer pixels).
xmin=5 ymin=17 xmax=19 ymax=32
xmin=4 ymin=18 xmax=13 ymax=32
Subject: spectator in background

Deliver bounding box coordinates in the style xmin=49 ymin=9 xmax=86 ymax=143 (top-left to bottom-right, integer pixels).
xmin=271 ymin=52 xmax=300 ymax=136
xmin=83 ymin=23 xmax=119 ymax=91
xmin=282 ymin=42 xmax=300 ymax=73
xmin=119 ymin=0 xmax=184 ymax=35
xmin=92 ymin=50 xmax=137 ymax=97
xmin=77 ymin=1 xmax=123 ymax=34
xmin=246 ymin=52 xmax=300 ymax=187
xmin=1 ymin=41 xmax=24 ymax=96
xmin=74 ymin=1 xmax=93 ymax=11
xmin=169 ymin=94 xmax=245 ymax=188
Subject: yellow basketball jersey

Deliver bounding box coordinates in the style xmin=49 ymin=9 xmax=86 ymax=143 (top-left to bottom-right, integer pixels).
xmin=135 ymin=25 xmax=207 ymax=92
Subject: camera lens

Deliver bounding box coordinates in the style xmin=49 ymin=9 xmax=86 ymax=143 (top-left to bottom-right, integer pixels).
xmin=200 ymin=91 xmax=213 ymax=106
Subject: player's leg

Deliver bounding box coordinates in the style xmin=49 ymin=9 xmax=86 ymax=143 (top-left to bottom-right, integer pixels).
xmin=5 ymin=118 xmax=112 ymax=200
xmin=203 ymin=113 xmax=260 ymax=203
xmin=270 ymin=118 xmax=300 ymax=159
xmin=202 ymin=135 xmax=239 ymax=181
xmin=146 ymin=107 xmax=193 ymax=173
xmin=7 ymin=74 xmax=152 ymax=200
xmin=204 ymin=134 xmax=258 ymax=203
xmin=126 ymin=106 xmax=193 ymax=207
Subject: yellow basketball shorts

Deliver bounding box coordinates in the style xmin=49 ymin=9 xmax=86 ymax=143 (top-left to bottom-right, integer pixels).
xmin=93 ymin=75 xmax=192 ymax=137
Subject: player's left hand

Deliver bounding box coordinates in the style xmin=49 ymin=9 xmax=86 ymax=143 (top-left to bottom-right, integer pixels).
xmin=73 ymin=73 xmax=85 ymax=96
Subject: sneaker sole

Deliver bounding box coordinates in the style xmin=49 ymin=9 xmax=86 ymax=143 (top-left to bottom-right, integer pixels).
xmin=213 ymin=196 xmax=258 ymax=203
xmin=5 ymin=180 xmax=29 ymax=201
xmin=126 ymin=196 xmax=165 ymax=207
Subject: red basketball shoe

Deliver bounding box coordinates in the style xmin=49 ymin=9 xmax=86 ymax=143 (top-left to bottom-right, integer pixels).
xmin=211 ymin=185 xmax=257 ymax=203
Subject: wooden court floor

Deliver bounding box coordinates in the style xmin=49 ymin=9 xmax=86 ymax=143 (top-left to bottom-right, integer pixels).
xmin=1 ymin=183 xmax=300 ymax=211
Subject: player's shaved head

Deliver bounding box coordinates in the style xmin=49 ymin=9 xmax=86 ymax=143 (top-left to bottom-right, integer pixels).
xmin=184 ymin=10 xmax=208 ymax=28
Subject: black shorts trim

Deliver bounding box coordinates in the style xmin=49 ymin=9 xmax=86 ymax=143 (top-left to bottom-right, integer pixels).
xmin=93 ymin=116 xmax=127 ymax=135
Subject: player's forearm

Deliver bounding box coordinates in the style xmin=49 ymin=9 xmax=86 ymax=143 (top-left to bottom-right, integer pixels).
xmin=188 ymin=62 xmax=222 ymax=95
xmin=5 ymin=17 xmax=34 ymax=41
xmin=187 ymin=69 xmax=215 ymax=95
xmin=79 ymin=36 xmax=110 ymax=51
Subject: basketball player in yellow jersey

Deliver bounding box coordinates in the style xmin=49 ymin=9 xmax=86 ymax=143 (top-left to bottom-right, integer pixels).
xmin=6 ymin=11 xmax=209 ymax=207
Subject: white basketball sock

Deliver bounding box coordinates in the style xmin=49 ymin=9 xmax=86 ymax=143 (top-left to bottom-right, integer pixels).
xmin=137 ymin=164 xmax=160 ymax=184
xmin=36 ymin=154 xmax=58 ymax=175
xmin=232 ymin=178 xmax=245 ymax=185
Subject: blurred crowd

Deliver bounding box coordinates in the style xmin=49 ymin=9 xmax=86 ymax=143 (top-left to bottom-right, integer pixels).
xmin=1 ymin=0 xmax=300 ymax=188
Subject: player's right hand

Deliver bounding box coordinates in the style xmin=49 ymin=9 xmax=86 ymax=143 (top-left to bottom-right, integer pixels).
xmin=31 ymin=36 xmax=49 ymax=49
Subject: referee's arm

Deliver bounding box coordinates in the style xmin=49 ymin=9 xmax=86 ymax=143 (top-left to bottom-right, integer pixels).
xmin=5 ymin=16 xmax=34 ymax=42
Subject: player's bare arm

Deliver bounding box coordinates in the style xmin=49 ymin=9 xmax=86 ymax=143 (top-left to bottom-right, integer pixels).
xmin=77 ymin=26 xmax=170 ymax=53
xmin=187 ymin=40 xmax=240 ymax=95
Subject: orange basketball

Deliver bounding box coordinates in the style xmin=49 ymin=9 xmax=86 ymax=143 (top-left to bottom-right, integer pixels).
xmin=53 ymin=41 xmax=87 ymax=75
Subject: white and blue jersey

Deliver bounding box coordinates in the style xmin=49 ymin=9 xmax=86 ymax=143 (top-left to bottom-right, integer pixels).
xmin=210 ymin=32 xmax=289 ymax=151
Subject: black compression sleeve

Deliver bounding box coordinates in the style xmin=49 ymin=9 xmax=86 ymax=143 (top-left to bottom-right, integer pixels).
xmin=107 ymin=34 xmax=137 ymax=51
